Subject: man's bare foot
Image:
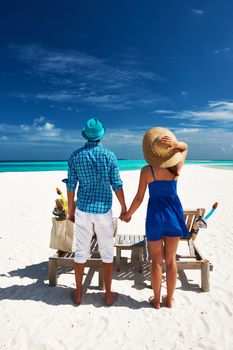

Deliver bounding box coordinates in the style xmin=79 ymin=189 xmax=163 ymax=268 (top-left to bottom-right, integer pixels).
xmin=162 ymin=295 xmax=174 ymax=308
xmin=105 ymin=292 xmax=119 ymax=306
xmin=148 ymin=295 xmax=160 ymax=309
xmin=71 ymin=289 xmax=82 ymax=306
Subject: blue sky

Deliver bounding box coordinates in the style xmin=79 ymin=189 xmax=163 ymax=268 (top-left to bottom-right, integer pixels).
xmin=0 ymin=0 xmax=233 ymax=160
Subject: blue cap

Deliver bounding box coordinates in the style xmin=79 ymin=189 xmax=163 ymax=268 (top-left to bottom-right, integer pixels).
xmin=82 ymin=118 xmax=105 ymax=141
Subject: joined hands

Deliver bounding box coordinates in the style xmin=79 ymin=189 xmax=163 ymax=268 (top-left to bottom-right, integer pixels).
xmin=120 ymin=211 xmax=132 ymax=223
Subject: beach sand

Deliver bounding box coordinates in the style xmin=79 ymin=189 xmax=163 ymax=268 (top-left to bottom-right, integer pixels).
xmin=0 ymin=165 xmax=233 ymax=350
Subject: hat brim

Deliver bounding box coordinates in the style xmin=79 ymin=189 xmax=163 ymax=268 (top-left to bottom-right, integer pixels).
xmin=82 ymin=128 xmax=105 ymax=141
xmin=142 ymin=127 xmax=182 ymax=168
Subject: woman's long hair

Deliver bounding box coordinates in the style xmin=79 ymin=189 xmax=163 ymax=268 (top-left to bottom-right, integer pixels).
xmin=167 ymin=164 xmax=179 ymax=177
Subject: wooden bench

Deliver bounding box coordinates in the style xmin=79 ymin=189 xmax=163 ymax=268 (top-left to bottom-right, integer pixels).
xmin=114 ymin=209 xmax=213 ymax=292
xmin=176 ymin=209 xmax=213 ymax=292
xmin=48 ymin=219 xmax=119 ymax=289
xmin=48 ymin=210 xmax=213 ymax=292
xmin=114 ymin=234 xmax=145 ymax=272
xmin=49 ymin=234 xmax=105 ymax=289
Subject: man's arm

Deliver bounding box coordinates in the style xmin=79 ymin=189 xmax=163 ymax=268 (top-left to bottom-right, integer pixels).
xmin=109 ymin=154 xmax=128 ymax=219
xmin=114 ymin=188 xmax=127 ymax=218
xmin=67 ymin=190 xmax=75 ymax=223
xmin=66 ymin=155 xmax=78 ymax=223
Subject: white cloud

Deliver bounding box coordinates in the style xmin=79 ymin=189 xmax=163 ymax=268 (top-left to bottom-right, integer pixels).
xmin=34 ymin=116 xmax=45 ymax=124
xmin=1 ymin=121 xmax=233 ymax=160
xmin=179 ymin=122 xmax=203 ymax=128
xmin=175 ymin=128 xmax=199 ymax=134
xmin=12 ymin=90 xmax=166 ymax=111
xmin=0 ymin=123 xmax=27 ymax=133
xmin=41 ymin=122 xmax=55 ymax=131
xmin=13 ymin=45 xmax=162 ymax=85
xmin=20 ymin=124 xmax=31 ymax=131
xmin=191 ymin=9 xmax=204 ymax=16
xmin=155 ymin=100 xmax=233 ymax=122
xmin=35 ymin=93 xmax=76 ymax=102
xmin=173 ymin=127 xmax=233 ymax=158
xmin=0 ymin=118 xmax=61 ymax=142
xmin=10 ymin=44 xmax=166 ymax=111
xmin=154 ymin=110 xmax=174 ymax=114
xmin=214 ymin=47 xmax=230 ymax=55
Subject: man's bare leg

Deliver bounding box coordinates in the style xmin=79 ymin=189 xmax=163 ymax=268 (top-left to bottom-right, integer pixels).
xmin=102 ymin=262 xmax=118 ymax=306
xmin=73 ymin=262 xmax=85 ymax=305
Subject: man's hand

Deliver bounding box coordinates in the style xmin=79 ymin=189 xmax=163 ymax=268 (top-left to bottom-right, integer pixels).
xmin=120 ymin=206 xmax=127 ymax=218
xmin=68 ymin=208 xmax=75 ymax=223
xmin=120 ymin=211 xmax=131 ymax=223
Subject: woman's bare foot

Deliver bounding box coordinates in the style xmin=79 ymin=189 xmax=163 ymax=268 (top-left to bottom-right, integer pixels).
xmin=71 ymin=289 xmax=82 ymax=306
xmin=105 ymin=292 xmax=119 ymax=306
xmin=148 ymin=295 xmax=160 ymax=309
xmin=162 ymin=295 xmax=174 ymax=308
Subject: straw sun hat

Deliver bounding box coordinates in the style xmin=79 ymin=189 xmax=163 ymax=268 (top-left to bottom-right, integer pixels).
xmin=143 ymin=127 xmax=182 ymax=168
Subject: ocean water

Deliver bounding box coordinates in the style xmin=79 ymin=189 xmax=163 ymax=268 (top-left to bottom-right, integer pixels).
xmin=0 ymin=160 xmax=233 ymax=173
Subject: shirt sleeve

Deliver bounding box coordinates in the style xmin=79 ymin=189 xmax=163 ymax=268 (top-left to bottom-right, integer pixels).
xmin=109 ymin=154 xmax=123 ymax=192
xmin=67 ymin=155 xmax=78 ymax=191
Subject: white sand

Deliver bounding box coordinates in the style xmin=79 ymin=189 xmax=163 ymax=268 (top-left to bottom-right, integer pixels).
xmin=0 ymin=165 xmax=233 ymax=350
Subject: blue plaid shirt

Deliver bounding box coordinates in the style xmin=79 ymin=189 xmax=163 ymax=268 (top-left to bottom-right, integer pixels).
xmin=67 ymin=142 xmax=123 ymax=214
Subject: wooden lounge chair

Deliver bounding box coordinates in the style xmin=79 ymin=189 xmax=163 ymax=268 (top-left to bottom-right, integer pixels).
xmin=48 ymin=218 xmax=118 ymax=290
xmin=114 ymin=234 xmax=145 ymax=272
xmin=49 ymin=235 xmax=104 ymax=289
xmin=175 ymin=209 xmax=213 ymax=292
xmin=114 ymin=209 xmax=213 ymax=292
xmin=48 ymin=209 xmax=213 ymax=292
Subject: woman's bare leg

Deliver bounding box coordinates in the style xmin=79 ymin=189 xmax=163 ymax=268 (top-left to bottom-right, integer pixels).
xmin=163 ymin=236 xmax=180 ymax=308
xmin=148 ymin=240 xmax=163 ymax=309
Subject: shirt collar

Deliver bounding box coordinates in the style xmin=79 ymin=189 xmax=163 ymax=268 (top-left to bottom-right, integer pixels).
xmin=84 ymin=141 xmax=102 ymax=148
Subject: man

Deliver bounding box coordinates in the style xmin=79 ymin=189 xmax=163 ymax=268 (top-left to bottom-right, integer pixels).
xmin=67 ymin=118 xmax=127 ymax=306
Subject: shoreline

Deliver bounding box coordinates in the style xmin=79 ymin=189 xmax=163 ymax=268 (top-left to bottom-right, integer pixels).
xmin=1 ymin=161 xmax=233 ymax=174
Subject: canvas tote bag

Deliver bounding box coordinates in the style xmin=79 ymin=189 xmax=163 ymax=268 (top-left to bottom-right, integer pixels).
xmin=50 ymin=218 xmax=75 ymax=252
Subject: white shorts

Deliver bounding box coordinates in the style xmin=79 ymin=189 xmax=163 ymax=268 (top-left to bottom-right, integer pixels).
xmin=74 ymin=208 xmax=114 ymax=264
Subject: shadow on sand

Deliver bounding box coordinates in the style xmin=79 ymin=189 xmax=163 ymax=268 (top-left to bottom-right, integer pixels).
xmin=0 ymin=260 xmax=203 ymax=307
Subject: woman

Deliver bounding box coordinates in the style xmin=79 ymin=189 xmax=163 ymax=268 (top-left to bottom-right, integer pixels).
xmin=121 ymin=127 xmax=188 ymax=309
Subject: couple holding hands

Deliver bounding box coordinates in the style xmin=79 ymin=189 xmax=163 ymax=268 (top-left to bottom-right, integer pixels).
xmin=67 ymin=118 xmax=188 ymax=308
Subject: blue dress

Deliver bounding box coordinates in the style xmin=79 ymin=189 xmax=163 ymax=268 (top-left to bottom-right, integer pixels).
xmin=146 ymin=166 xmax=188 ymax=241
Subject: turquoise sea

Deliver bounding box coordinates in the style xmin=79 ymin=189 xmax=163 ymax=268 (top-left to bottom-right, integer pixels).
xmin=0 ymin=160 xmax=233 ymax=172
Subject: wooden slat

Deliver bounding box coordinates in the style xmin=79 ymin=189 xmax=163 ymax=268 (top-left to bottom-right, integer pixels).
xmin=193 ymin=242 xmax=205 ymax=260
xmin=186 ymin=214 xmax=195 ymax=233
xmin=166 ymin=261 xmax=204 ymax=270
xmin=188 ymin=239 xmax=196 ymax=256
xmin=114 ymin=234 xmax=145 ymax=247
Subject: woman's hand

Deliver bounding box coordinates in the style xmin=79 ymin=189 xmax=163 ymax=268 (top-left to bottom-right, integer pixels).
xmin=160 ymin=136 xmax=178 ymax=150
xmin=120 ymin=212 xmax=131 ymax=223
xmin=161 ymin=137 xmax=188 ymax=153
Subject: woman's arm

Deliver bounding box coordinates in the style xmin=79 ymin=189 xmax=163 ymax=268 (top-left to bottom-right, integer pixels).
xmin=121 ymin=167 xmax=147 ymax=221
xmin=175 ymin=141 xmax=188 ymax=167
xmin=160 ymin=136 xmax=188 ymax=168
